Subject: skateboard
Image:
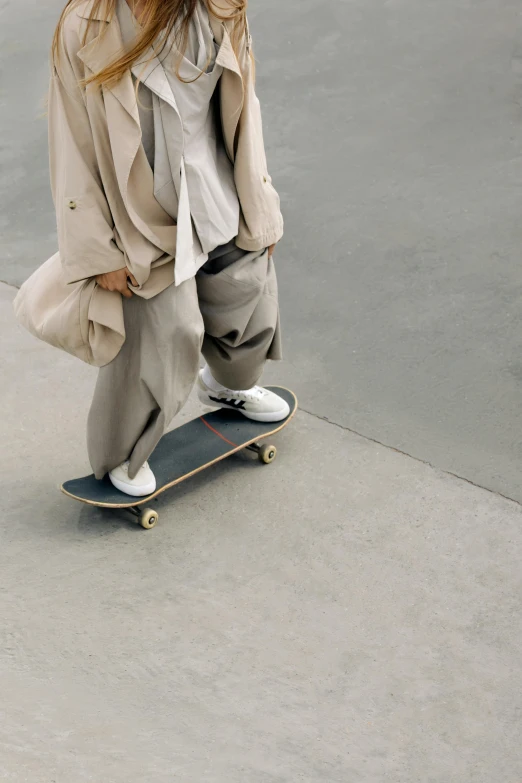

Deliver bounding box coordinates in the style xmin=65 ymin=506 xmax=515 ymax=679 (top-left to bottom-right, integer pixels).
xmin=61 ymin=387 xmax=297 ymax=529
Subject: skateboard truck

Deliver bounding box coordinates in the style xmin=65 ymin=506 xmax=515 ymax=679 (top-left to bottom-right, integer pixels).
xmin=245 ymin=441 xmax=278 ymax=464
xmin=126 ymin=506 xmax=159 ymax=529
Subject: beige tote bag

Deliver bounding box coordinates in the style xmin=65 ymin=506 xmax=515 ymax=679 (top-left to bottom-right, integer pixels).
xmin=13 ymin=252 xmax=125 ymax=367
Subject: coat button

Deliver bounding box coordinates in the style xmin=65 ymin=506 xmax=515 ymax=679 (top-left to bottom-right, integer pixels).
xmin=263 ymin=176 xmax=267 ymax=183
xmin=68 ymin=200 xmax=77 ymax=210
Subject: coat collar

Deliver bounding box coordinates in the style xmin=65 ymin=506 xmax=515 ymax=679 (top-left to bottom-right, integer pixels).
xmin=76 ymin=0 xmax=112 ymax=21
xmin=76 ymin=10 xmax=140 ymax=122
xmin=76 ymin=0 xmax=242 ymax=80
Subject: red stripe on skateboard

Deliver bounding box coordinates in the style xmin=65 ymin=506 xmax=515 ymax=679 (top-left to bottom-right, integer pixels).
xmin=200 ymin=417 xmax=238 ymax=448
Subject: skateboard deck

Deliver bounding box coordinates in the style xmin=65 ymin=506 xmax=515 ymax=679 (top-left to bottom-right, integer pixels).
xmin=61 ymin=387 xmax=297 ymax=528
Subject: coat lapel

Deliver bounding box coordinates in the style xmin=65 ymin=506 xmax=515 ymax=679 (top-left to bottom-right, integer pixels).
xmin=207 ymin=15 xmax=245 ymax=161
xmin=76 ymin=16 xmax=140 ymax=125
xmin=208 ymin=15 xmax=241 ymax=77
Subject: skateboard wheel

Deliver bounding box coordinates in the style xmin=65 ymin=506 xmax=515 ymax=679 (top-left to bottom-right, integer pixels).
xmin=258 ymin=444 xmax=277 ymax=464
xmin=140 ymin=509 xmax=158 ymax=529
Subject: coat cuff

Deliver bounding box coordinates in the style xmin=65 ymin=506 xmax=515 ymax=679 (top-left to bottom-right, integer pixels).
xmin=235 ymin=216 xmax=284 ymax=253
xmin=62 ymin=252 xmax=127 ymax=285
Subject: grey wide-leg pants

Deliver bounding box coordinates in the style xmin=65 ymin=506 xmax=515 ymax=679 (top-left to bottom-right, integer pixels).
xmin=87 ymin=243 xmax=282 ymax=480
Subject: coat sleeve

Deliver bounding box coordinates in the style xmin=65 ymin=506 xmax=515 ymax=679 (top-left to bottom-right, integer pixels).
xmin=49 ymin=24 xmax=126 ymax=284
xmin=233 ymin=19 xmax=284 ymax=252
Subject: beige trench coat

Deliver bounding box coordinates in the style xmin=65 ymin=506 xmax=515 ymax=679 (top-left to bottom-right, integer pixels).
xmin=14 ymin=0 xmax=283 ymax=366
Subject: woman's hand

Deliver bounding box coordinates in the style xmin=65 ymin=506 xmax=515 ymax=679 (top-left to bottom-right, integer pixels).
xmin=268 ymin=244 xmax=277 ymax=259
xmin=95 ymin=267 xmax=138 ymax=298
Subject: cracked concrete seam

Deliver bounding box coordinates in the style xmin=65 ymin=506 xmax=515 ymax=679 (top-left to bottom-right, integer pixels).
xmin=298 ymin=406 xmax=522 ymax=510
xmin=0 ymin=279 xmax=20 ymax=290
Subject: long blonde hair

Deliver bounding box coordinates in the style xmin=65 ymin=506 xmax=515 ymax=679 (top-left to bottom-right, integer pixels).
xmin=52 ymin=0 xmax=248 ymax=87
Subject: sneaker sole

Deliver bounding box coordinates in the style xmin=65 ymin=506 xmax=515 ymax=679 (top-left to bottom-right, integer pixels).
xmin=238 ymin=407 xmax=290 ymax=423
xmin=109 ymin=474 xmax=157 ymax=498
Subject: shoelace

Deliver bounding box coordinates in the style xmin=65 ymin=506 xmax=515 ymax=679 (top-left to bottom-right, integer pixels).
xmin=221 ymin=386 xmax=268 ymax=403
xmin=120 ymin=460 xmax=149 ymax=474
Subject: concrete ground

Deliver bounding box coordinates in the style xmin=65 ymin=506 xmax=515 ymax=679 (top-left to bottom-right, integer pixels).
xmin=1 ymin=0 xmax=522 ymax=780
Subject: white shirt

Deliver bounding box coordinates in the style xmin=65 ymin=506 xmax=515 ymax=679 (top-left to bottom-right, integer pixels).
xmin=116 ymin=0 xmax=240 ymax=283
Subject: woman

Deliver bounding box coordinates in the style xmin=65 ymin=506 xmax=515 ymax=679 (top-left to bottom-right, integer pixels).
xmin=44 ymin=0 xmax=287 ymax=496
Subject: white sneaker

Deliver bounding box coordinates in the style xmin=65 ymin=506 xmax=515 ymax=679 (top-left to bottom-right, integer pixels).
xmin=109 ymin=460 xmax=156 ymax=497
xmin=197 ymin=371 xmax=290 ymax=423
